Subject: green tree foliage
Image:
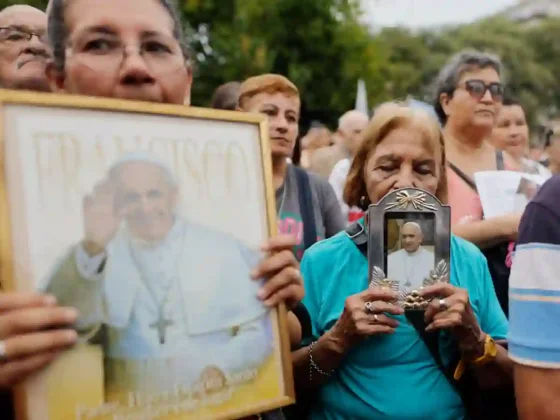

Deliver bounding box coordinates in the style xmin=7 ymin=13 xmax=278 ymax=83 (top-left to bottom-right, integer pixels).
xmin=0 ymin=0 xmax=47 ymax=9
xmin=183 ymin=0 xmax=383 ymax=128
xmin=373 ymin=18 xmax=557 ymax=128
xmin=1 ymin=0 xmax=559 ymax=130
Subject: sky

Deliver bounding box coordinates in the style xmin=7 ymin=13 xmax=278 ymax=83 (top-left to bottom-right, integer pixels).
xmin=361 ymin=0 xmax=519 ymax=29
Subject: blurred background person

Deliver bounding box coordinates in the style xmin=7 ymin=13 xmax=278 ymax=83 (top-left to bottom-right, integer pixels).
xmin=0 ymin=5 xmax=50 ymax=91
xmin=542 ymin=127 xmax=560 ymax=175
xmin=299 ymin=125 xmax=332 ymax=170
xmin=490 ymin=95 xmax=551 ymax=177
xmin=210 ymin=80 xmax=240 ymax=110
xmin=528 ymin=143 xmax=544 ymax=163
xmin=309 ymin=110 xmax=368 ymax=178
xmin=434 ymin=49 xmax=519 ymax=316
xmin=327 ymin=110 xmax=369 ymax=224
xmin=238 ymin=74 xmax=344 ymax=261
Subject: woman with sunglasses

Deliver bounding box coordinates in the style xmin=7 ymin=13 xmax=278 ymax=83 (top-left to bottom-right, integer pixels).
xmin=433 ymin=50 xmax=520 ymax=316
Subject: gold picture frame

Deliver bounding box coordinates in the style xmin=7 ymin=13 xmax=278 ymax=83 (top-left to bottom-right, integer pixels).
xmin=0 ymin=89 xmax=294 ymax=420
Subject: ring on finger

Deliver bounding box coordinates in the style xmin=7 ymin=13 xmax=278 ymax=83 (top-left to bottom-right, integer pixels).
xmin=0 ymin=340 xmax=8 ymax=363
xmin=373 ymin=314 xmax=379 ymax=323
xmin=438 ymin=298 xmax=448 ymax=311
xmin=365 ymin=301 xmax=374 ymax=314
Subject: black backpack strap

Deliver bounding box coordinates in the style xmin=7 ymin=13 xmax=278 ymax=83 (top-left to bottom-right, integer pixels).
xmin=293 ymin=166 xmax=317 ymax=251
xmin=345 ymin=222 xmax=367 ymax=255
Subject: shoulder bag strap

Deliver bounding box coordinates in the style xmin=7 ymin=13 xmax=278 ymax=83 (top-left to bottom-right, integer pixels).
xmin=496 ymin=150 xmax=505 ymax=171
xmin=448 ymin=150 xmax=505 ymax=195
xmin=448 ymin=161 xmax=478 ymax=193
xmin=293 ymin=166 xmax=317 ymax=251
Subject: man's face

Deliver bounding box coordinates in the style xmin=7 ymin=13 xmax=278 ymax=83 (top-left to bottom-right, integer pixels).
xmin=0 ymin=6 xmax=50 ymax=91
xmin=401 ymin=223 xmax=423 ymax=253
xmin=115 ymin=162 xmax=177 ymax=242
xmin=51 ymin=0 xmax=192 ymax=104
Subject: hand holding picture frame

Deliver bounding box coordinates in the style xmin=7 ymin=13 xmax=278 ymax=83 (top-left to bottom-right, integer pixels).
xmin=367 ymin=187 xmax=451 ymax=311
xmin=0 ymin=90 xmax=294 ymax=420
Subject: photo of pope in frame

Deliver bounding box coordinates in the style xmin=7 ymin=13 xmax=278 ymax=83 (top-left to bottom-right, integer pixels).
xmin=0 ymin=90 xmax=294 ymax=420
xmin=366 ymin=188 xmax=452 ymax=311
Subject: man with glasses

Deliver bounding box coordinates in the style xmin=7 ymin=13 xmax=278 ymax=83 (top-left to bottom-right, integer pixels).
xmin=0 ymin=5 xmax=50 ymax=92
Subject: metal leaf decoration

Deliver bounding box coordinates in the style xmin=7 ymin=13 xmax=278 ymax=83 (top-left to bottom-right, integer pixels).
xmin=423 ymin=260 xmax=450 ymax=287
xmin=385 ymin=190 xmax=437 ymax=211
xmin=369 ymin=266 xmax=399 ymax=292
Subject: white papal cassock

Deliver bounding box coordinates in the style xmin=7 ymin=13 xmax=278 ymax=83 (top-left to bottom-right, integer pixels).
xmin=387 ymin=247 xmax=434 ymax=292
xmin=43 ymin=219 xmax=273 ymax=397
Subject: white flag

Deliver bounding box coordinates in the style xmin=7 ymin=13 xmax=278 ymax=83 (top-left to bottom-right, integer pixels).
xmin=355 ymin=79 xmax=369 ymax=116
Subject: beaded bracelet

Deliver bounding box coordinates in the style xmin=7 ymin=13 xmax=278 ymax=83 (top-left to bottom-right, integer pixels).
xmin=309 ymin=341 xmax=334 ymax=381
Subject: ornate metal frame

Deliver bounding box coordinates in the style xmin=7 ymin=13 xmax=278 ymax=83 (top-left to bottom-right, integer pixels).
xmin=367 ymin=188 xmax=451 ymax=310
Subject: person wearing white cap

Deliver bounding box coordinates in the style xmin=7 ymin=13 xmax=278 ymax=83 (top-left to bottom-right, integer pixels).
xmin=387 ymin=222 xmax=435 ymax=293
xmin=42 ymin=151 xmax=274 ymax=398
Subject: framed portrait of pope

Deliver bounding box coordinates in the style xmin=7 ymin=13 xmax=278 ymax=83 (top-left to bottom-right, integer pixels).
xmin=366 ymin=187 xmax=451 ymax=311
xmin=0 ymin=90 xmax=294 ymax=420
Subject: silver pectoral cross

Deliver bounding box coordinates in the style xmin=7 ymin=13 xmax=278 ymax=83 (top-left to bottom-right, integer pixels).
xmin=150 ymin=314 xmax=173 ymax=345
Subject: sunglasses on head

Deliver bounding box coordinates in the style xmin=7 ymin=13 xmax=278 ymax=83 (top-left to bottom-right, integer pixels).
xmin=461 ymin=79 xmax=504 ymax=102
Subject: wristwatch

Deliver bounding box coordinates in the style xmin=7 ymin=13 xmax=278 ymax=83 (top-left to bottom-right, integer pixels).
xmin=454 ymin=334 xmax=497 ymax=380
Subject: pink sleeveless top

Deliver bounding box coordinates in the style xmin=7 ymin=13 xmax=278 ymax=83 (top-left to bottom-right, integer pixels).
xmin=447 ymin=160 xmax=515 ymax=268
xmin=447 ymin=167 xmax=483 ymax=227
xmin=447 ymin=162 xmax=514 ymax=227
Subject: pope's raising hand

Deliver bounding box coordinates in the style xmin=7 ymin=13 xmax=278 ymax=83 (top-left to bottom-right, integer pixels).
xmin=82 ymin=179 xmax=122 ymax=256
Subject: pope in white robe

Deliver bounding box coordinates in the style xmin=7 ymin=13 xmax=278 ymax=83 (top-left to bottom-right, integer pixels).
xmin=42 ymin=153 xmax=273 ymax=398
xmin=387 ymin=222 xmax=434 ymax=292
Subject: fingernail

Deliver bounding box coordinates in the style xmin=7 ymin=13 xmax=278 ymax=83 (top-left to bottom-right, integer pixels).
xmin=260 ymin=243 xmax=269 ymax=252
xmin=251 ymin=270 xmax=259 ymax=279
xmin=64 ymin=308 xmax=78 ymax=321
xmin=64 ymin=330 xmax=78 ymax=342
xmin=257 ymin=289 xmax=266 ymax=300
xmin=425 ymin=324 xmax=434 ymax=332
xmin=43 ymin=295 xmax=57 ymax=305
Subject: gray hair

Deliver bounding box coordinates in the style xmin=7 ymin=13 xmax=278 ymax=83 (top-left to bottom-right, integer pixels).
xmin=432 ymin=49 xmax=503 ymax=125
xmin=47 ymin=0 xmax=190 ymax=72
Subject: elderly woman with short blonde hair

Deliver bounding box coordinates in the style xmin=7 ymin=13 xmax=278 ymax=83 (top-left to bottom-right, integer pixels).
xmin=292 ymin=102 xmax=512 ymax=420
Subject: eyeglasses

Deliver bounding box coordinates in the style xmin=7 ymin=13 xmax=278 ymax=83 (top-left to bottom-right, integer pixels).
xmin=0 ymin=27 xmax=48 ymax=44
xmin=66 ymin=36 xmax=186 ymax=75
xmin=460 ymin=79 xmax=504 ymax=102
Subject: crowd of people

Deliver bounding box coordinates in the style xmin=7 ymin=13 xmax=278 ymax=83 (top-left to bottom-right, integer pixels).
xmin=0 ymin=1 xmax=559 ymax=419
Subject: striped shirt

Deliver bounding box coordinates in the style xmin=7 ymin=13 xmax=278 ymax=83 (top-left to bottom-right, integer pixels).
xmin=509 ymin=175 xmax=560 ymax=368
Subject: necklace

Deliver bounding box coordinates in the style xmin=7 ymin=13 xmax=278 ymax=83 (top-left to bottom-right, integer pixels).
xmin=127 ymin=224 xmax=186 ymax=345
xmin=403 ymin=253 xmax=415 ymax=288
